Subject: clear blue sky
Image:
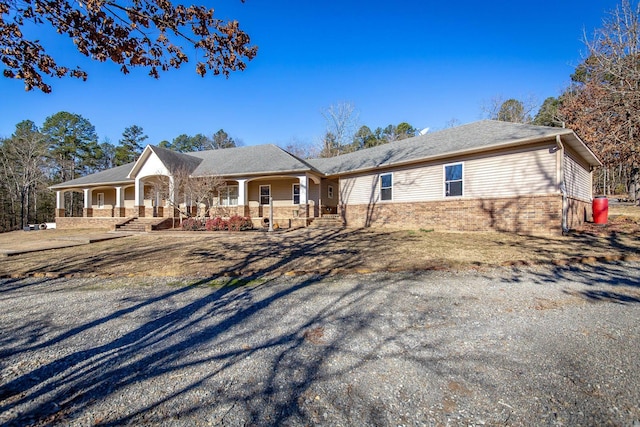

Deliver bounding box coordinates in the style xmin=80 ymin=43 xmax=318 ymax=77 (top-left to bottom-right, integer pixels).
xmin=0 ymin=0 xmax=622 ymax=148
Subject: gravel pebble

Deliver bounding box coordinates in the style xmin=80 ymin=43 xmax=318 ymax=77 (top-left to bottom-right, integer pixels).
xmin=1 ymin=262 xmax=639 ymax=426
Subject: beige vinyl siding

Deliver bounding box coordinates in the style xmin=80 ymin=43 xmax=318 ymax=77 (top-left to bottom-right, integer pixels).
xmin=339 ymin=174 xmax=380 ymax=205
xmin=465 ymin=145 xmax=557 ymax=198
xmin=92 ymin=188 xmax=116 ymax=208
xmin=564 ymin=148 xmax=592 ymax=201
xmin=248 ymin=178 xmax=305 ymax=207
xmin=340 ymin=144 xmax=558 ymax=204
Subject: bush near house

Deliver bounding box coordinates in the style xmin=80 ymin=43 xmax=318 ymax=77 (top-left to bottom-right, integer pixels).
xmin=181 ymin=218 xmax=204 ymax=231
xmin=228 ymin=215 xmax=253 ymax=231
xmin=205 ymin=217 xmax=227 ymax=231
xmin=196 ymin=216 xmax=253 ymax=232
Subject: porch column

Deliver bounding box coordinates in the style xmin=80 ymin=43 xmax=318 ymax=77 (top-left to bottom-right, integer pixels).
xmin=55 ymin=190 xmax=65 ymax=218
xmin=83 ymin=188 xmax=93 ymax=217
xmin=168 ymin=176 xmax=176 ymax=218
xmin=114 ymin=186 xmax=125 ymax=217
xmin=134 ymin=177 xmax=145 ymax=217
xmin=298 ymin=175 xmax=308 ymax=217
xmin=237 ymin=179 xmax=248 ymax=217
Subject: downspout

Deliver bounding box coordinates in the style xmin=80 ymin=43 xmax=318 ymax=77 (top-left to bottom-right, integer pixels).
xmin=556 ymin=135 xmax=568 ymax=234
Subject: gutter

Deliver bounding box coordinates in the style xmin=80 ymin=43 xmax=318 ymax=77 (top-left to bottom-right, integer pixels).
xmin=557 ymin=135 xmax=569 ymax=234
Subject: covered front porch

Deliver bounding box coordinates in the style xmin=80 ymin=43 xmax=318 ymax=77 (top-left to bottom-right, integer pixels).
xmin=53 ymin=174 xmax=340 ymax=230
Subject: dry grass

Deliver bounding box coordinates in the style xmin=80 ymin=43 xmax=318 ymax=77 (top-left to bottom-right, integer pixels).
xmin=0 ymin=206 xmax=638 ymax=279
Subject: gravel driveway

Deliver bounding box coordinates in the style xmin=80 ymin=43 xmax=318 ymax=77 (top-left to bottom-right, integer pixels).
xmin=1 ymin=262 xmax=639 ymax=426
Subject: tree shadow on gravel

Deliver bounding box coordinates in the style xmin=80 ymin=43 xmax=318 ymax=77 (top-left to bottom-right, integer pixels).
xmin=0 ymin=230 xmax=458 ymax=426
xmin=2 ymin=263 xmax=639 ymax=425
xmin=496 ymin=260 xmax=640 ymax=305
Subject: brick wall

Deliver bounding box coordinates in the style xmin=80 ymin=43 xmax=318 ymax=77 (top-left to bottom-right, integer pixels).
xmin=91 ymin=208 xmax=114 ymax=217
xmin=56 ymin=217 xmax=123 ymax=230
xmin=248 ymin=205 xmax=308 ymax=219
xmin=341 ymin=195 xmax=564 ymax=235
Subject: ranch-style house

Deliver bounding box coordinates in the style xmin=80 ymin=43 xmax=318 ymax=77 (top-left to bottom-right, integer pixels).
xmin=49 ymin=120 xmax=602 ymax=235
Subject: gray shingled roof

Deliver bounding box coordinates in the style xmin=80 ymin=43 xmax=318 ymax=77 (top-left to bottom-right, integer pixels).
xmin=149 ymin=145 xmax=203 ymax=174
xmin=188 ymin=144 xmax=319 ymax=177
xmin=307 ymin=120 xmax=584 ymax=175
xmin=49 ymin=162 xmax=135 ymax=189
xmin=50 ymin=120 xmax=600 ymax=190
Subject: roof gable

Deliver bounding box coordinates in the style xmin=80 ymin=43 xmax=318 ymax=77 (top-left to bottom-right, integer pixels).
xmin=127 ymin=145 xmax=203 ymax=179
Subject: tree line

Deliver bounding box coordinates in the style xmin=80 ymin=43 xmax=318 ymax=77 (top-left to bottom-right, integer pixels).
xmin=0 ymin=111 xmax=237 ymax=231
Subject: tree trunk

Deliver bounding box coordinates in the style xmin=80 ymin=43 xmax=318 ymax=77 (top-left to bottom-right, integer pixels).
xmin=630 ymin=163 xmax=639 ymax=203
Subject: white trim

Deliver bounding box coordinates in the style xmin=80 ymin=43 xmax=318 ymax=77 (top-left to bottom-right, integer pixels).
xmin=292 ymin=183 xmax=300 ymax=205
xmin=444 ymin=162 xmax=464 ymax=197
xmin=219 ymin=185 xmax=239 ymax=206
xmin=259 ymin=184 xmax=271 ymax=205
xmin=380 ymin=172 xmax=393 ymax=201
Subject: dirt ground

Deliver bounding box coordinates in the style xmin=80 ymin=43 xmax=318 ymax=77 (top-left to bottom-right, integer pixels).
xmin=0 ymin=204 xmax=638 ymax=279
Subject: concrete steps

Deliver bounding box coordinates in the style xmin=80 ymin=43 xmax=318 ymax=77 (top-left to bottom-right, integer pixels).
xmin=309 ymin=214 xmax=344 ymax=228
xmin=115 ymin=218 xmax=173 ymax=232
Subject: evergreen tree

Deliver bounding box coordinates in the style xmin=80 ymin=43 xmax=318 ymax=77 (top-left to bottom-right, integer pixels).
xmin=115 ymin=125 xmax=147 ymax=165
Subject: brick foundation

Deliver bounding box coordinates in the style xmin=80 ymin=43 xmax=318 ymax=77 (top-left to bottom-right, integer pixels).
xmin=341 ymin=195 xmax=564 ymax=235
xmin=92 ymin=208 xmax=114 ymax=217
xmin=55 ymin=217 xmax=124 ymax=230
xmin=248 ymin=205 xmax=309 ymax=219
xmin=209 ymin=206 xmax=250 ymax=218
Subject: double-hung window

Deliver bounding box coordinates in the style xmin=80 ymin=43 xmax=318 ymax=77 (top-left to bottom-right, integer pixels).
xmin=260 ymin=185 xmax=271 ymax=205
xmin=380 ymin=173 xmax=392 ymax=201
xmin=219 ymin=185 xmax=239 ymax=206
xmin=292 ymin=184 xmax=300 ymax=204
xmin=444 ymin=163 xmax=463 ymax=197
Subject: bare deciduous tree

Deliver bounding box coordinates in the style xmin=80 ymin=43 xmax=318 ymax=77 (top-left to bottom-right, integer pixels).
xmin=0 ymin=121 xmax=49 ymax=229
xmin=560 ymin=0 xmax=640 ymax=201
xmin=148 ymin=168 xmax=225 ymax=223
xmin=482 ymin=95 xmax=538 ymax=124
xmin=320 ymin=102 xmax=359 ymax=157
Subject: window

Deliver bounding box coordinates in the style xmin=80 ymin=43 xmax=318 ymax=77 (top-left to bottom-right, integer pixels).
xmin=219 ymin=185 xmax=238 ymax=206
xmin=97 ymin=193 xmax=104 ymax=208
xmin=292 ymin=184 xmax=300 ymax=204
xmin=445 ymin=163 xmax=463 ymax=197
xmin=328 ymin=185 xmax=334 ymax=199
xmin=260 ymin=185 xmax=271 ymax=205
xmin=380 ymin=173 xmax=392 ymax=201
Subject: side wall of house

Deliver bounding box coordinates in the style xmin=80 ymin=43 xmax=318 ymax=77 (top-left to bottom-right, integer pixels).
xmin=563 ymin=145 xmax=593 ymax=228
xmin=339 ymin=143 xmax=564 ymax=234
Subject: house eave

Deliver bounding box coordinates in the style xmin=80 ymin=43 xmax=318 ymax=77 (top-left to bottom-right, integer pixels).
xmin=49 ymin=179 xmax=134 ymax=191
xmin=326 ymin=134 xmax=569 ymax=178
xmin=192 ymin=169 xmax=320 ymax=179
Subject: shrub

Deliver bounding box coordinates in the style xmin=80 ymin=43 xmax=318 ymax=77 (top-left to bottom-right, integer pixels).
xmin=228 ymin=215 xmax=253 ymax=231
xmin=181 ymin=218 xmax=204 ymax=231
xmin=205 ymin=217 xmax=228 ymax=231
